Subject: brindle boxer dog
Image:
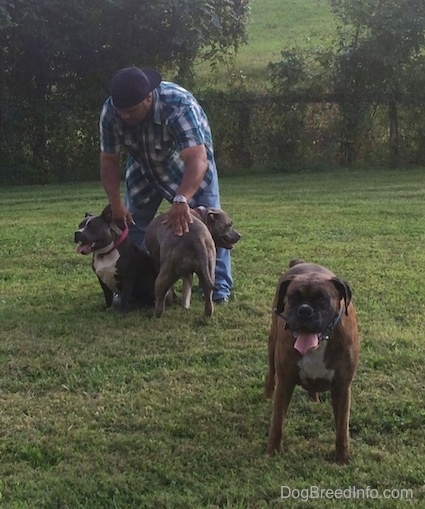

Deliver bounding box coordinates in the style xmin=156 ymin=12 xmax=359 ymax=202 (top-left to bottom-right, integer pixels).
xmin=145 ymin=207 xmax=240 ymax=318
xmin=264 ymin=259 xmax=360 ymax=464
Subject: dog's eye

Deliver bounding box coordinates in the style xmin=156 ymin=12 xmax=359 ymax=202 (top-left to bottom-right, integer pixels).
xmin=291 ymin=290 xmax=304 ymax=303
xmin=314 ymin=292 xmax=329 ymax=306
xmin=86 ymin=222 xmax=98 ymax=232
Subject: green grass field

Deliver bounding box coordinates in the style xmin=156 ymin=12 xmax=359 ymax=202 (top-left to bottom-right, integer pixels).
xmin=1 ymin=168 xmax=424 ymax=508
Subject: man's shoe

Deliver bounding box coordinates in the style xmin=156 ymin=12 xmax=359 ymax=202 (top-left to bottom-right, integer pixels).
xmin=213 ymin=297 xmax=229 ymax=305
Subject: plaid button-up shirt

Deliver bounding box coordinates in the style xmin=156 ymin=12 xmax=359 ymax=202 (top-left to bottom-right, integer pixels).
xmin=99 ymin=81 xmax=216 ymax=207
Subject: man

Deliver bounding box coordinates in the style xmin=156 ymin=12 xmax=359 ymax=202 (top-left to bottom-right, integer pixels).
xmin=99 ymin=66 xmax=233 ymax=303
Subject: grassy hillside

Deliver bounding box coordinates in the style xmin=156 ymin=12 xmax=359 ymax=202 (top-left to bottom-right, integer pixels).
xmin=196 ymin=0 xmax=336 ymax=88
xmin=240 ymin=0 xmax=335 ymax=63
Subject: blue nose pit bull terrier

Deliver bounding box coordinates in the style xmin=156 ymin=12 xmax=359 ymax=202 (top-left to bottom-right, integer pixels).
xmin=74 ymin=205 xmax=156 ymax=313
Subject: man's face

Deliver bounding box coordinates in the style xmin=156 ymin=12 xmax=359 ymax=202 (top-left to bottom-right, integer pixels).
xmin=114 ymin=94 xmax=152 ymax=125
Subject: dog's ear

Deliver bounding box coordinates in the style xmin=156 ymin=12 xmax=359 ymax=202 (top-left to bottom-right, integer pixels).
xmin=330 ymin=278 xmax=352 ymax=315
xmin=101 ymin=204 xmax=113 ymax=224
xmin=289 ymin=258 xmax=305 ymax=268
xmin=84 ymin=212 xmax=93 ymax=218
xmin=206 ymin=209 xmax=219 ymax=222
xmin=275 ymin=278 xmax=293 ymax=314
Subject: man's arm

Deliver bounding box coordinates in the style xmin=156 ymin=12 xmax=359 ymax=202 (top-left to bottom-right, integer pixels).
xmin=178 ymin=144 xmax=208 ymax=199
xmin=167 ymin=144 xmax=208 ymax=236
xmin=100 ymin=151 xmax=134 ymax=228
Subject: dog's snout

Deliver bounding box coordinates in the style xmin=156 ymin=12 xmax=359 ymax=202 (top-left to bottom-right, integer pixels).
xmin=297 ymin=303 xmax=314 ymax=318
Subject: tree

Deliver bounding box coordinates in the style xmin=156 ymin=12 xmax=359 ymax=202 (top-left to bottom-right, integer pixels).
xmin=267 ymin=0 xmax=425 ymax=165
xmin=330 ymin=0 xmax=425 ymax=163
xmin=0 ymin=0 xmax=249 ymax=183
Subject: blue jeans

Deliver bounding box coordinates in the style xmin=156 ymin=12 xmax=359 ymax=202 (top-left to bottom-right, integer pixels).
xmin=124 ymin=173 xmax=233 ymax=301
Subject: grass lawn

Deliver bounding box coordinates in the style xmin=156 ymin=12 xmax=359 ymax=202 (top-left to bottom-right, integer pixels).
xmin=0 ymin=168 xmax=424 ymax=508
xmin=195 ymin=0 xmax=336 ymax=88
xmin=238 ymin=0 xmax=335 ymax=67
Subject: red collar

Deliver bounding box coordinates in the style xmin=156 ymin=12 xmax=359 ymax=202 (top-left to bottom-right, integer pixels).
xmin=104 ymin=226 xmax=129 ymax=255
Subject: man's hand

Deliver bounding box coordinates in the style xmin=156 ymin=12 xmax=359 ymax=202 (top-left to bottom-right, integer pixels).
xmin=100 ymin=152 xmax=133 ymax=230
xmin=163 ymin=202 xmax=193 ymax=236
xmin=110 ymin=203 xmax=134 ymax=230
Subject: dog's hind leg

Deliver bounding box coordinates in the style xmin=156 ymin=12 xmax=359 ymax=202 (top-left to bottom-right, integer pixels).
xmin=154 ymin=269 xmax=178 ymax=318
xmin=198 ymin=266 xmax=215 ymax=318
xmin=181 ymin=274 xmax=193 ymax=309
xmin=200 ymin=283 xmax=214 ymax=317
xmin=308 ymin=391 xmax=320 ymax=402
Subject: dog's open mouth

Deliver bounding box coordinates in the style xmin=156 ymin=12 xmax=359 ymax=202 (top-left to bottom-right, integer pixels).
xmin=294 ymin=330 xmax=320 ymax=356
xmin=221 ymin=242 xmax=234 ymax=250
xmin=76 ymin=243 xmax=94 ymax=255
xmin=217 ymin=239 xmax=237 ymax=250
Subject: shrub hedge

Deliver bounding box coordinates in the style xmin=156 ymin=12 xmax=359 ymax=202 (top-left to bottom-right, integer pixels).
xmin=1 ymin=90 xmax=425 ymax=185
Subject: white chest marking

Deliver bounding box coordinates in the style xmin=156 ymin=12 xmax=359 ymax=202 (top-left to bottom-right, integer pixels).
xmin=93 ymin=251 xmax=120 ymax=293
xmin=298 ymin=340 xmax=335 ymax=384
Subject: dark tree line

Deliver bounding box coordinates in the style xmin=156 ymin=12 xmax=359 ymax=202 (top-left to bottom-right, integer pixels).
xmin=0 ymin=0 xmax=249 ymax=183
xmin=268 ymin=0 xmax=425 ymax=165
xmin=1 ymin=0 xmax=425 ymax=184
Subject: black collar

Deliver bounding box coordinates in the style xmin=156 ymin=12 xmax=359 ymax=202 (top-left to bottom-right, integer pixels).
xmin=273 ymin=306 xmax=344 ymax=342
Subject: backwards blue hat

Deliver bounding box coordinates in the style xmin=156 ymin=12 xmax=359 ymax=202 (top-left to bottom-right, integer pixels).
xmin=111 ymin=67 xmax=162 ymax=109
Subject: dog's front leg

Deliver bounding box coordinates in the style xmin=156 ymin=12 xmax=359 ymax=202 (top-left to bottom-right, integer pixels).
xmin=267 ymin=376 xmax=296 ymax=456
xmin=264 ymin=324 xmax=278 ymax=399
xmin=98 ymin=277 xmax=114 ymax=309
xmin=331 ymin=383 xmax=352 ymax=464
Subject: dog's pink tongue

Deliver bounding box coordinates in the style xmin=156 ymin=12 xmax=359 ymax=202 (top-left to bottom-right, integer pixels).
xmin=76 ymin=244 xmax=92 ymax=255
xmin=294 ymin=332 xmax=319 ymax=355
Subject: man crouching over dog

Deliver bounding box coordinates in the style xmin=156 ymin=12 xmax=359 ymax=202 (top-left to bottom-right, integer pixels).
xmin=264 ymin=259 xmax=360 ymax=464
xmin=99 ymin=66 xmax=235 ymax=305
